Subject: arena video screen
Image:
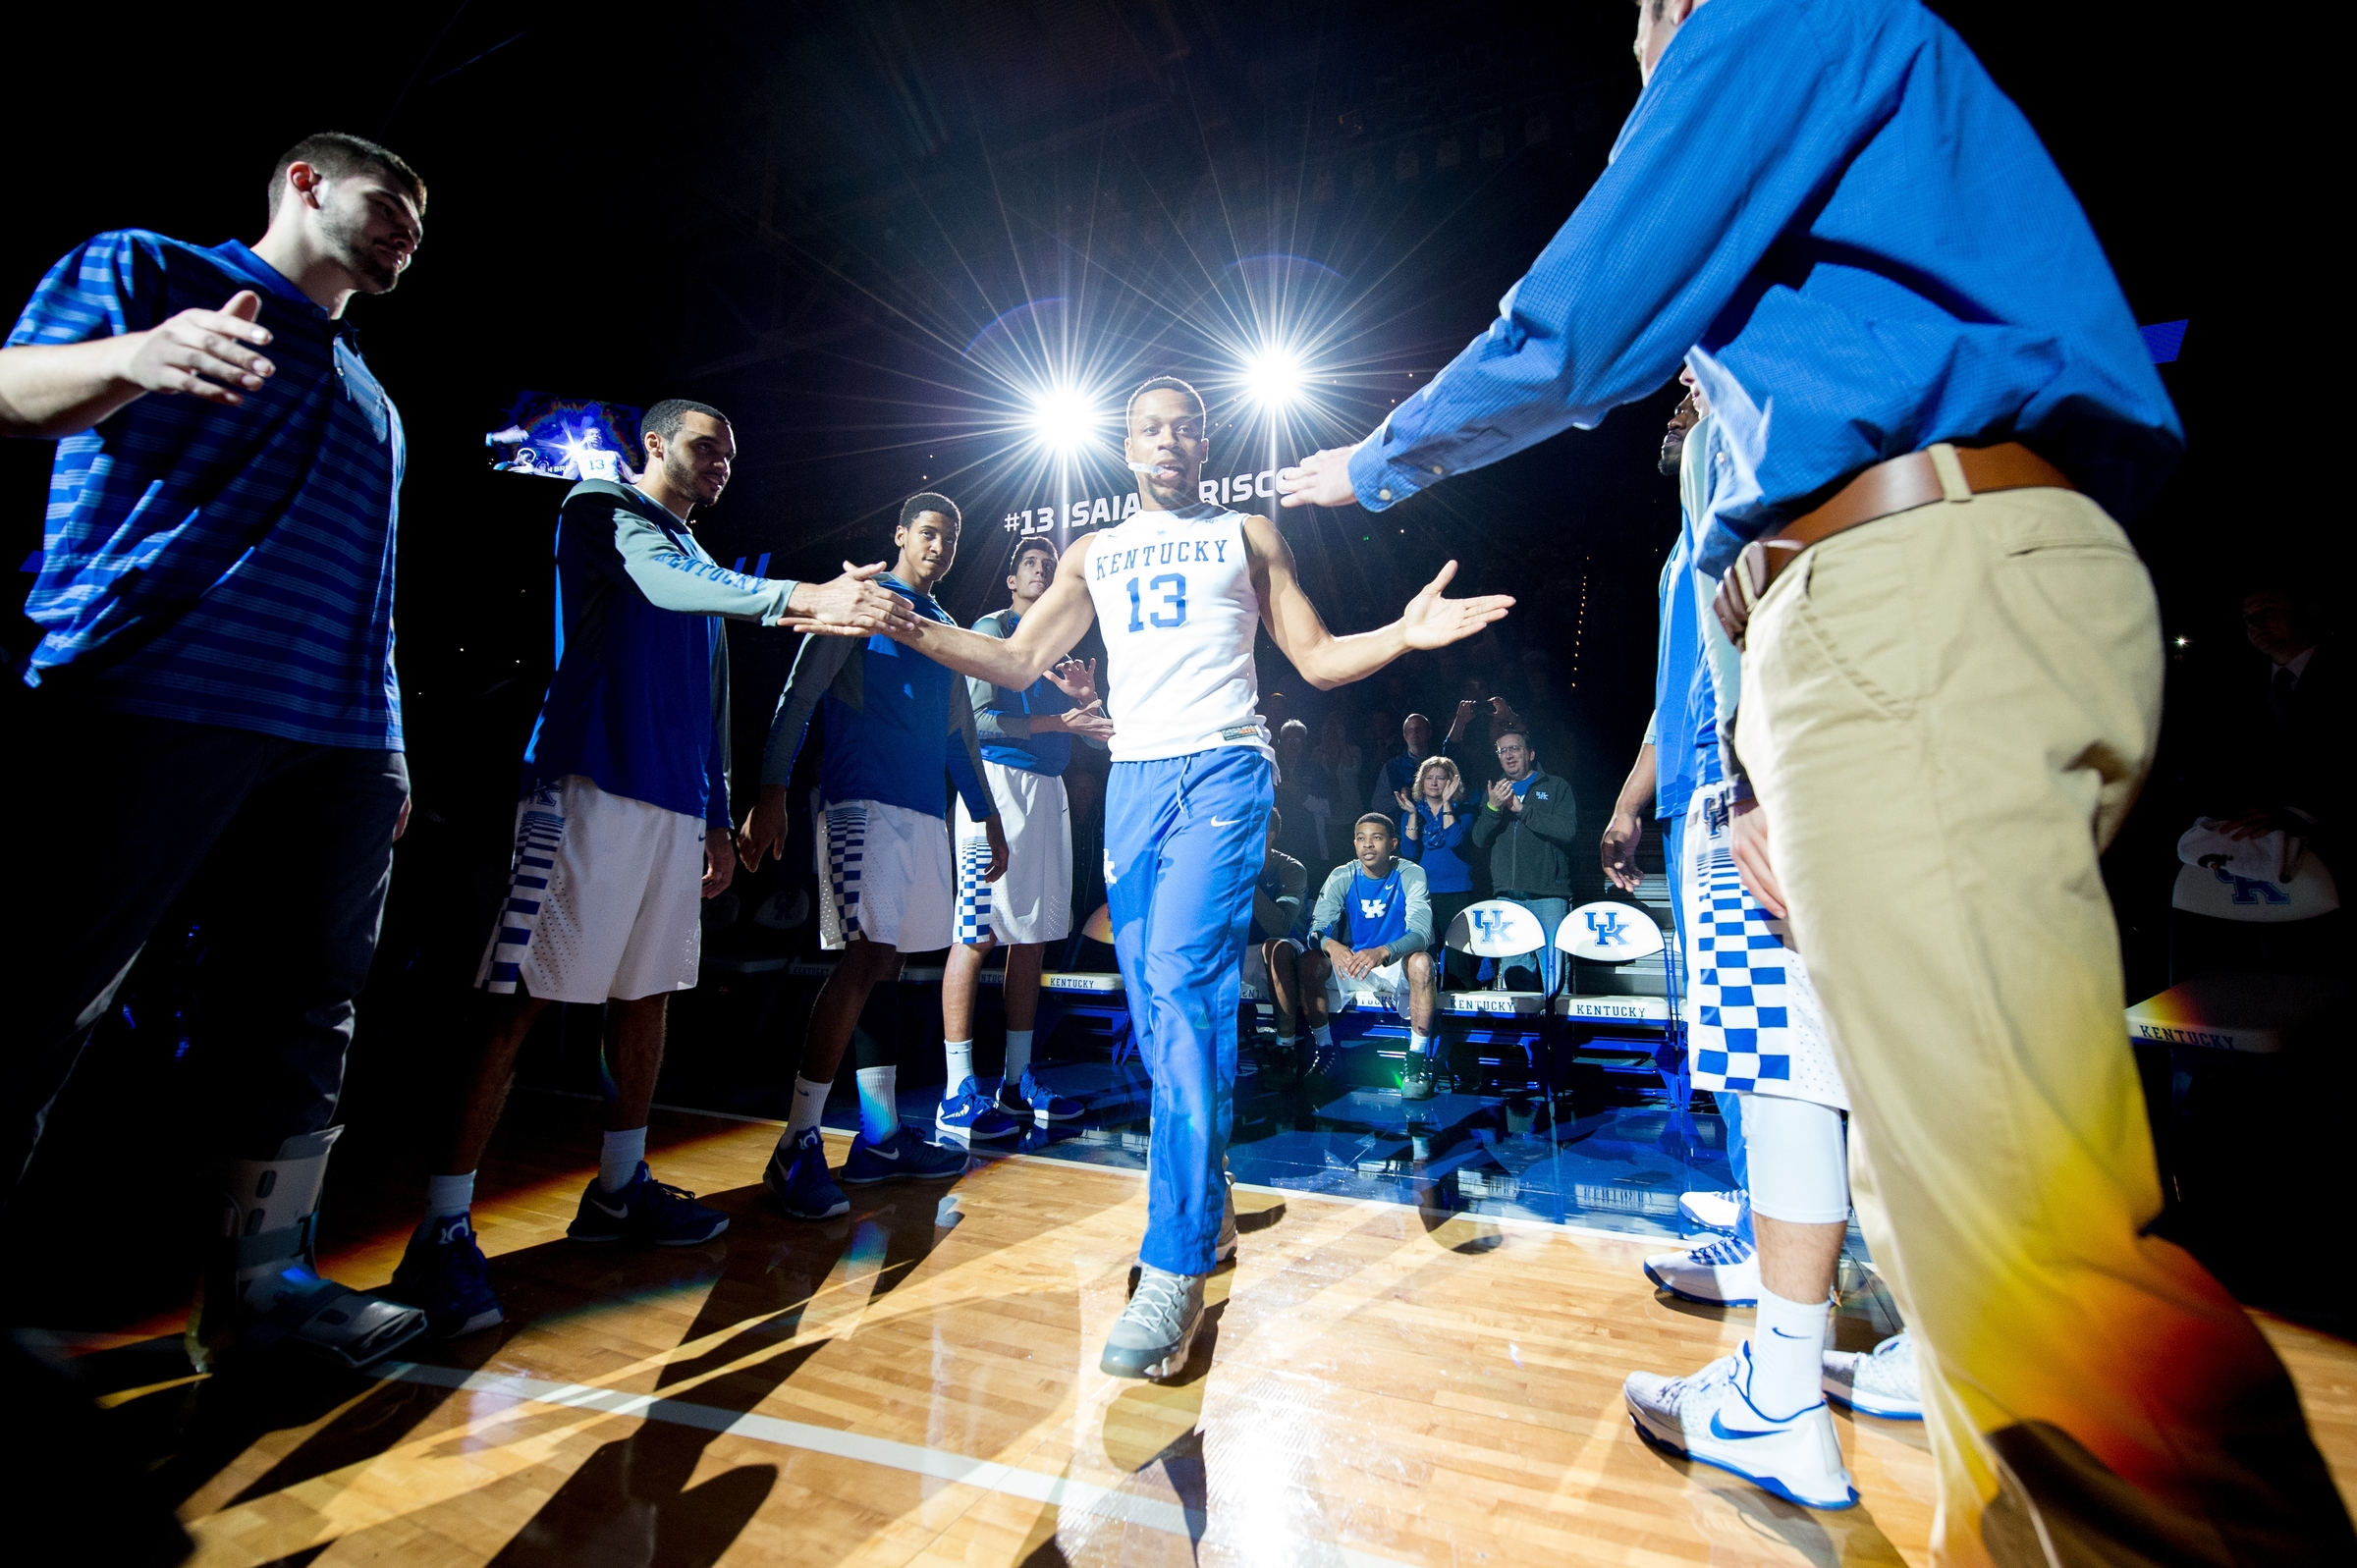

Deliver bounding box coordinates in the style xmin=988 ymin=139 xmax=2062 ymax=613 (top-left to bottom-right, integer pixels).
xmin=484 ymin=393 xmax=644 ymax=482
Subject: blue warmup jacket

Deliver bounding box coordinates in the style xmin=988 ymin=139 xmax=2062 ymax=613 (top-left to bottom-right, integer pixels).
xmin=525 ymin=481 xmax=800 ymax=827
xmin=762 ymin=573 xmax=995 ymax=820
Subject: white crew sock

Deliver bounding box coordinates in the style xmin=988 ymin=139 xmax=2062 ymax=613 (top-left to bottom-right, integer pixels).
xmin=855 ymin=1064 xmax=901 ymax=1144
xmin=1747 ymin=1286 xmax=1833 ymax=1419
xmin=1310 ymin=1024 xmax=1334 ymax=1049
xmin=789 ymin=1075 xmax=831 ymax=1136
xmin=1002 ymin=1028 xmax=1034 ymax=1081
xmin=424 ymin=1171 xmax=475 ymax=1223
xmin=943 ymin=1039 xmax=975 ymax=1092
xmin=1409 ymin=1030 xmax=1435 ymax=1055
xmin=1276 ymin=1035 xmax=1299 ymax=1050
xmin=599 ymin=1126 xmax=647 ymax=1194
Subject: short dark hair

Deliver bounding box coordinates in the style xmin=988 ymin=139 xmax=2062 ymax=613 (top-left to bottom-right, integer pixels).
xmin=270 ymin=133 xmax=426 ymax=217
xmin=1125 ymin=374 xmax=1206 ymax=430
xmin=1008 ymin=535 xmax=1058 ymax=574
xmin=1495 ymin=727 xmax=1533 ymax=752
xmin=901 ymin=492 xmax=960 ymax=531
xmin=1354 ymin=812 xmax=1398 ymax=836
xmin=643 ymin=399 xmax=728 ymax=447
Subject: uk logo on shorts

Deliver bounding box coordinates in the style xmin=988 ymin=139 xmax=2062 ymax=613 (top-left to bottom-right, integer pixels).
xmin=483 ymin=785 xmax=565 ymax=994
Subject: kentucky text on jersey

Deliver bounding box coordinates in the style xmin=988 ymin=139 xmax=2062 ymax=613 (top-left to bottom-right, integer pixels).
xmin=1090 ymin=538 xmax=1233 ymax=575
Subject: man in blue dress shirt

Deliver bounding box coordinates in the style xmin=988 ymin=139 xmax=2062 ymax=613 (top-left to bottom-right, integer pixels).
xmin=1281 ymin=1 xmax=2350 ymax=1558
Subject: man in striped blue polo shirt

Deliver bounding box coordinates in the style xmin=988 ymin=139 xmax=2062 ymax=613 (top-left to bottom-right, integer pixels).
xmin=0 ymin=133 xmax=435 ymax=1374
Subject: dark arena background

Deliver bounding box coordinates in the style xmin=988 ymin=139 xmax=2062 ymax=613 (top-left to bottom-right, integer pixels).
xmin=5 ymin=4 xmax=2347 ymax=1566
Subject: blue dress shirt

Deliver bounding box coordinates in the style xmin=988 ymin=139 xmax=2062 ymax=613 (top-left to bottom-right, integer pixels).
xmin=1348 ymin=0 xmax=2181 ymax=572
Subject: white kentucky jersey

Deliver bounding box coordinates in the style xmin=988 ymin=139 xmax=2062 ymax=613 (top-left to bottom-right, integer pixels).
xmin=1082 ymin=502 xmax=1271 ymax=763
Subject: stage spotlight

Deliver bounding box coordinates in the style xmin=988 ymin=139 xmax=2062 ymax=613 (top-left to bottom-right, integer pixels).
xmin=1027 ymin=386 xmax=1097 ymax=452
xmin=1243 ymin=347 xmax=1306 ymax=406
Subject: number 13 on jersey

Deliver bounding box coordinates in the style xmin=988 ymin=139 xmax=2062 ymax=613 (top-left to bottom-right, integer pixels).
xmin=1124 ymin=572 xmax=1188 ymax=631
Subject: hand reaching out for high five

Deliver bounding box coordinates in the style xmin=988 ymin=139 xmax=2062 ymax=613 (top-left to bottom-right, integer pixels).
xmin=123 ymin=290 xmax=276 ymax=406
xmin=778 ymin=562 xmax=920 ymax=636
xmin=1399 ymin=561 xmax=1513 ymax=651
xmin=1045 ymin=657 xmax=1100 ymax=706
xmin=1275 ymin=443 xmax=1366 ymax=509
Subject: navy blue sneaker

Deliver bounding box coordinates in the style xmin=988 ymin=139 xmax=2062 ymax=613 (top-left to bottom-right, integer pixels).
xmin=842 ymin=1126 xmax=970 ymax=1185
xmin=937 ymin=1076 xmax=1020 ymax=1142
xmin=386 ymin=1214 xmax=505 ymax=1337
xmin=567 ymin=1162 xmax=730 ymax=1245
xmin=1009 ymin=1066 xmax=1086 ymax=1124
xmin=766 ymin=1127 xmax=850 ymax=1218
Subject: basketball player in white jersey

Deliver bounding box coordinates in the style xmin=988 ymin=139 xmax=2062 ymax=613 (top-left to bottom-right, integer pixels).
xmin=788 ymin=375 xmax=1512 ymax=1379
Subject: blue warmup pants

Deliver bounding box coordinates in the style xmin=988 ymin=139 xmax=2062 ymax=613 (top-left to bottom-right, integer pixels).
xmin=1104 ymin=746 xmax=1274 ymax=1276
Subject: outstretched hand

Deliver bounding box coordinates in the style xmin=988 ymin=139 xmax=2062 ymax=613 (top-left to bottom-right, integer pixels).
xmin=780 ymin=561 xmax=919 ymax=637
xmin=1276 ymin=443 xmax=1364 ymax=509
xmin=1045 ymin=656 xmax=1099 ymax=705
xmin=125 ymin=290 xmax=275 ymax=406
xmin=1398 ymin=560 xmax=1513 ymax=651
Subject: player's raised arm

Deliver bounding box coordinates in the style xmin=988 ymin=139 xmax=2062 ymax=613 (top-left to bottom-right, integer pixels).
xmin=815 ymin=533 xmax=1102 ymax=688
xmin=1242 ymin=514 xmax=1511 ymax=689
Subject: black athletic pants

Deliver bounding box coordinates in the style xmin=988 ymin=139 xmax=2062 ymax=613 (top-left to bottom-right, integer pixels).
xmin=2 ymin=694 xmax=407 ymax=1202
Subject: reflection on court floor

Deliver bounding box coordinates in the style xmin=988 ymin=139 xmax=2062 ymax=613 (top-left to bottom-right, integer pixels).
xmin=44 ymin=1094 xmax=2355 ymax=1566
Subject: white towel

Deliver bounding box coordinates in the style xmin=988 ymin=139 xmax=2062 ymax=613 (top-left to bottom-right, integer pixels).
xmin=2177 ymin=819 xmax=2303 ymax=883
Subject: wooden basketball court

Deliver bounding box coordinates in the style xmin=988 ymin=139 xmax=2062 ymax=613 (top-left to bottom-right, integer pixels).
xmin=51 ymin=1095 xmax=2357 ymax=1566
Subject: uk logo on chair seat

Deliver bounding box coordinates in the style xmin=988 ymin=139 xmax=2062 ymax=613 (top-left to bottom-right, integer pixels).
xmin=1558 ymin=902 xmax=1664 ymax=963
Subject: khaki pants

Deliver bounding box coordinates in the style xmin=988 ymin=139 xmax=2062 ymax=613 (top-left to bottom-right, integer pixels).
xmin=1737 ymin=460 xmax=2352 ymax=1567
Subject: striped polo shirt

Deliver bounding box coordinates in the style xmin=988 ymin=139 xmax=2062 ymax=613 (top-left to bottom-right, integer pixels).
xmin=8 ymin=231 xmax=406 ymax=748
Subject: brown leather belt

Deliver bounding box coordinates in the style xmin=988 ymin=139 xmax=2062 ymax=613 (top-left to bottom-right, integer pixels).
xmin=1710 ymin=441 xmax=2073 ymax=647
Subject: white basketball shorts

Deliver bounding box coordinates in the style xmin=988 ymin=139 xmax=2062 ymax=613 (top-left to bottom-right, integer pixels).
xmin=956 ymin=762 xmax=1071 ymax=946
xmin=476 ymin=775 xmax=707 ymax=1003
xmin=818 ymin=798 xmax=955 ymax=952
xmin=1326 ymin=954 xmax=1415 ymax=1015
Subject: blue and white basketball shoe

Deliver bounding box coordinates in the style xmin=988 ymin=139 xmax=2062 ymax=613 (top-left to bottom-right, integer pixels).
xmin=1823 ymin=1333 xmax=1923 ymax=1420
xmin=842 ymin=1126 xmax=971 ymax=1184
xmin=1643 ymin=1233 xmax=1761 ymax=1307
xmin=1625 ymin=1342 xmax=1858 ymax=1510
xmin=937 ymin=1077 xmax=1020 ymax=1141
xmin=995 ymin=1066 xmax=1086 ymax=1125
xmin=566 ymin=1162 xmax=729 ymax=1245
xmin=386 ymin=1214 xmax=504 ymax=1338
xmin=766 ymin=1127 xmax=850 ymax=1219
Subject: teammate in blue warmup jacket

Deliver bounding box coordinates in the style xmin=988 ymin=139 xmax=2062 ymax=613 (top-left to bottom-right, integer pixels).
xmin=740 ymin=495 xmax=1011 ymax=1219
xmin=392 ymin=401 xmax=908 ymax=1335
xmin=940 ymin=535 xmax=1115 ymax=1132
xmin=785 ymin=376 xmax=1513 ymax=1380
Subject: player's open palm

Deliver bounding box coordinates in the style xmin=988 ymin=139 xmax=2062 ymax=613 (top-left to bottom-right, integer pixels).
xmin=1399 ymin=560 xmax=1513 ymax=650
xmin=1046 ymin=657 xmax=1100 ymax=706
xmin=127 ymin=290 xmax=276 ymax=405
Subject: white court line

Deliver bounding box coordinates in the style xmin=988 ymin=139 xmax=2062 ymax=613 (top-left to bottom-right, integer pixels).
xmin=380 ymin=1360 xmax=1414 ymax=1568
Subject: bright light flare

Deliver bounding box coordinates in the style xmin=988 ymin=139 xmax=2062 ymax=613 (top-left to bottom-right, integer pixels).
xmin=1026 ymin=386 xmax=1099 ymax=453
xmin=1242 ymin=347 xmax=1306 ymax=406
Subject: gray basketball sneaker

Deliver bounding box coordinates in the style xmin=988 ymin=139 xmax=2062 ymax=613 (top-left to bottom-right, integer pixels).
xmin=1100 ymin=1265 xmax=1206 ymax=1379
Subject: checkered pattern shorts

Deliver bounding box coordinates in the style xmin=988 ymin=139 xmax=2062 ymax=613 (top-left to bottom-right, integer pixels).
xmin=1680 ymin=781 xmax=1848 ymax=1110
xmin=815 ymin=797 xmax=955 ymax=952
